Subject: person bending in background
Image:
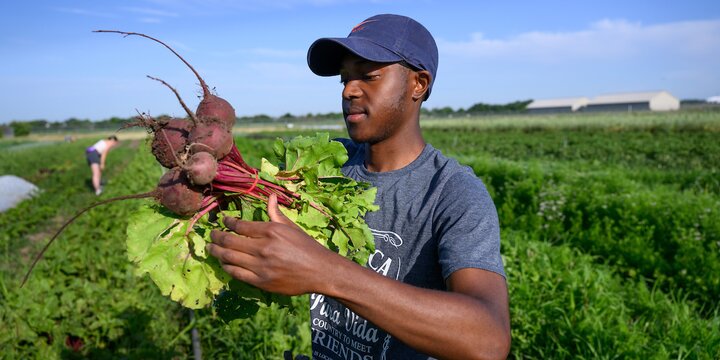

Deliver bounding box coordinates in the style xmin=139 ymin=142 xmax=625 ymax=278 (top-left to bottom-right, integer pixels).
xmin=86 ymin=135 xmax=119 ymax=195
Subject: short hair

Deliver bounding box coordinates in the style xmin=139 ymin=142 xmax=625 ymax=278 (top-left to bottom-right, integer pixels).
xmin=107 ymin=135 xmax=119 ymax=141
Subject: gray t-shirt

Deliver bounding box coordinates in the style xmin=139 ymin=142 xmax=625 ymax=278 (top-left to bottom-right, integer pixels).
xmin=310 ymin=140 xmax=505 ymax=360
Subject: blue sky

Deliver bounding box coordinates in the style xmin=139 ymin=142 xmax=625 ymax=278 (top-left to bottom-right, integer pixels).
xmin=1 ymin=0 xmax=719 ymax=123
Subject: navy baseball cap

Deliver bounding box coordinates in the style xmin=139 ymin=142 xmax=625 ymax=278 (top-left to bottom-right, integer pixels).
xmin=307 ymin=14 xmax=439 ymax=98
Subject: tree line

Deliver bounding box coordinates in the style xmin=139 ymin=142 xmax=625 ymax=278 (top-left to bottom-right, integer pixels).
xmin=1 ymin=100 xmax=533 ymax=137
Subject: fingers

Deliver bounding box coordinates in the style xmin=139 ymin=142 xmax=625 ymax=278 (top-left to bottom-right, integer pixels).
xmin=207 ymin=233 xmax=262 ymax=276
xmin=206 ymin=243 xmax=262 ymax=284
xmin=207 ymin=241 xmax=254 ymax=265
xmin=210 ymin=229 xmax=249 ymax=251
xmin=267 ymin=193 xmax=294 ymax=226
xmin=220 ymin=264 xmax=261 ymax=285
xmin=221 ymin=195 xmax=298 ymax=237
xmin=222 ymin=216 xmax=274 ymax=238
xmin=267 ymin=194 xmax=305 ymax=233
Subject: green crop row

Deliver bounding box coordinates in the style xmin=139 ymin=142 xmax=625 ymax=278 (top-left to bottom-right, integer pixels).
xmin=1 ymin=139 xmax=178 ymax=359
xmin=0 ymin=139 xmax=136 ymax=272
xmin=451 ymin=153 xmax=720 ymax=310
xmin=2 ymin=118 xmax=718 ymax=358
xmin=425 ymin=127 xmax=720 ymax=194
xmin=421 ymin=108 xmax=720 ymax=132
xmin=504 ymin=230 xmax=720 ymax=359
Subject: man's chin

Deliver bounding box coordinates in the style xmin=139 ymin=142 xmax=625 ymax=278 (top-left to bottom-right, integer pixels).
xmin=347 ymin=131 xmax=369 ymax=144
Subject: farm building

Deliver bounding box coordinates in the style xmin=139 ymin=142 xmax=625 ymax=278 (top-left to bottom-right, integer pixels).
xmin=584 ymin=91 xmax=680 ymax=112
xmin=526 ymin=97 xmax=589 ymax=114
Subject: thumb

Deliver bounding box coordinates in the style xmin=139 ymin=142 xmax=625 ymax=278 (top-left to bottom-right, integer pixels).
xmin=267 ymin=193 xmax=294 ymax=226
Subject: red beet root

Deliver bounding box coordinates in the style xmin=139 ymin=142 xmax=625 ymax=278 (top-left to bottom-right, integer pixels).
xmin=196 ymin=94 xmax=236 ymax=129
xmin=152 ymin=117 xmax=192 ymax=168
xmin=156 ymin=168 xmax=205 ymax=216
xmin=185 ymin=151 xmax=218 ymax=186
xmin=188 ymin=120 xmax=233 ymax=159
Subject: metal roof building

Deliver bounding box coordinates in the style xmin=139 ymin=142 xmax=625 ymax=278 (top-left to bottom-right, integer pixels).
xmin=526 ymin=97 xmax=589 ymax=114
xmin=584 ymin=91 xmax=680 ymax=112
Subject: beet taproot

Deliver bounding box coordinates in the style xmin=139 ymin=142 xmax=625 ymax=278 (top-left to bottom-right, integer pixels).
xmin=156 ymin=168 xmax=205 ymax=216
xmin=196 ymin=93 xmax=236 ymax=129
xmin=151 ymin=117 xmax=192 ymax=168
xmin=185 ymin=151 xmax=218 ymax=186
xmin=187 ymin=120 xmax=233 ymax=159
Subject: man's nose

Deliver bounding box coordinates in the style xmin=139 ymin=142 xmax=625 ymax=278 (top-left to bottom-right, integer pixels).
xmin=342 ymin=80 xmax=362 ymax=99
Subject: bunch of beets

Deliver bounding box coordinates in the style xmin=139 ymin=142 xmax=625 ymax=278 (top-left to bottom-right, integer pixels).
xmin=21 ymin=31 xmax=340 ymax=286
xmin=96 ymin=31 xmax=301 ymax=220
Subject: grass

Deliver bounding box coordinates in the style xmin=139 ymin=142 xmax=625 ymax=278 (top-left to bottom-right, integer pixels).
xmin=1 ymin=109 xmax=718 ymax=358
xmin=421 ymin=108 xmax=720 ymax=131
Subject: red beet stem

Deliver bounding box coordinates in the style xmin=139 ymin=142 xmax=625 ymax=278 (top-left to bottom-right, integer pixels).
xmin=186 ymin=200 xmax=220 ymax=235
xmin=147 ymin=75 xmax=198 ymax=125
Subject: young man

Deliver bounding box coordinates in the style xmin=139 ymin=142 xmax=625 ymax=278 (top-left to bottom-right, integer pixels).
xmin=86 ymin=135 xmax=119 ymax=195
xmin=208 ymin=14 xmax=510 ymax=359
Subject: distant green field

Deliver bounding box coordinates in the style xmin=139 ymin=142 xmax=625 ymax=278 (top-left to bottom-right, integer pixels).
xmin=1 ymin=109 xmax=719 ymax=358
xmin=421 ymin=108 xmax=720 ymax=130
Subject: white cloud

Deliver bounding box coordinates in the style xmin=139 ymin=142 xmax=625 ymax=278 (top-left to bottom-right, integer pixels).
xmin=119 ymin=6 xmax=180 ymax=24
xmin=165 ymin=40 xmax=193 ymax=53
xmin=54 ymin=7 xmax=117 ymax=18
xmin=138 ymin=17 xmax=164 ymax=23
xmin=440 ymin=19 xmax=720 ymax=63
xmin=121 ymin=6 xmax=179 ymax=17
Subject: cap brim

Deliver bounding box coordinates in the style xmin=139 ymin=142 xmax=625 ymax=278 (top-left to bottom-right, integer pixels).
xmin=307 ymin=37 xmax=404 ymax=76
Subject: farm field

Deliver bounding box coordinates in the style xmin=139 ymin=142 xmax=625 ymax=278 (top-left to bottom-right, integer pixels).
xmin=1 ymin=110 xmax=719 ymax=359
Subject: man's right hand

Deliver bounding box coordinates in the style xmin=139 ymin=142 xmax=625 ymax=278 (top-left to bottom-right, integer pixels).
xmin=207 ymin=193 xmax=338 ymax=296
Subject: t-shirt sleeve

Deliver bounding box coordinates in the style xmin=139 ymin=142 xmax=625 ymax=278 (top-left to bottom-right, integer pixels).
xmin=434 ymin=170 xmax=505 ymax=279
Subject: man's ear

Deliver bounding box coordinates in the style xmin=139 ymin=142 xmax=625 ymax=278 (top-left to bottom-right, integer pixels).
xmin=412 ymin=70 xmax=431 ymax=101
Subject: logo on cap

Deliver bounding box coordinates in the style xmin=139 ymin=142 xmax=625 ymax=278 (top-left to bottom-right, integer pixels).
xmin=351 ymin=20 xmax=377 ymax=33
